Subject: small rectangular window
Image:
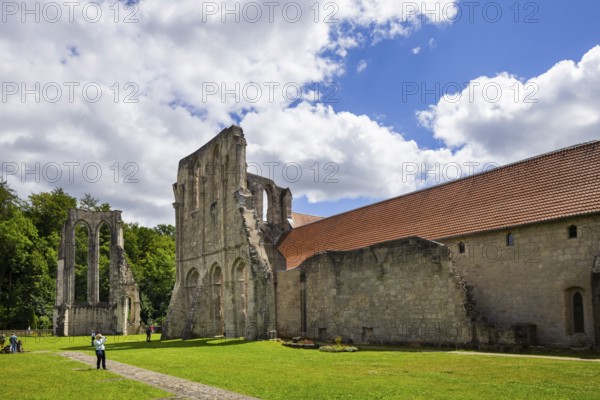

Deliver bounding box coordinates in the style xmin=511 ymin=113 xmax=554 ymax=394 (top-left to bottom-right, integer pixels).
xmin=506 ymin=233 xmax=514 ymax=246
xmin=568 ymin=225 xmax=577 ymax=239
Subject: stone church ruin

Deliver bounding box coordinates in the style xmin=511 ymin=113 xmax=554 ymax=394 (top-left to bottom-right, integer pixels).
xmin=54 ymin=209 xmax=141 ymax=336
xmin=163 ymin=126 xmax=600 ymax=350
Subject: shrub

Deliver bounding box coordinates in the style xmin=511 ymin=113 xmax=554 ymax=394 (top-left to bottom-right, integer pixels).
xmin=319 ymin=345 xmax=359 ymax=353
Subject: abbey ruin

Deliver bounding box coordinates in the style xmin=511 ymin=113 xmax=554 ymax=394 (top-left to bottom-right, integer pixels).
xmin=54 ymin=209 xmax=141 ymax=336
xmin=162 ymin=126 xmax=600 ymax=349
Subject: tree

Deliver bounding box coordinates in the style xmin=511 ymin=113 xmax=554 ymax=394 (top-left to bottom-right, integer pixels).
xmin=0 ymin=184 xmax=176 ymax=329
xmin=79 ymin=193 xmax=111 ymax=211
xmin=123 ymin=223 xmax=176 ymax=324
xmin=0 ymin=184 xmax=54 ymax=328
xmin=26 ymin=188 xmax=77 ymax=239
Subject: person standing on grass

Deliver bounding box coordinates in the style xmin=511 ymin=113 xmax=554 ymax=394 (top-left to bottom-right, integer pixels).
xmin=91 ymin=330 xmax=96 ymax=346
xmin=146 ymin=325 xmax=152 ymax=342
xmin=0 ymin=332 xmax=5 ymax=348
xmin=94 ymin=333 xmax=107 ymax=370
xmin=9 ymin=332 xmax=18 ymax=353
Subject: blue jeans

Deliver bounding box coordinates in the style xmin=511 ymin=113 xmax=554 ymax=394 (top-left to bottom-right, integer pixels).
xmin=10 ymin=343 xmax=17 ymax=353
xmin=96 ymin=350 xmax=106 ymax=369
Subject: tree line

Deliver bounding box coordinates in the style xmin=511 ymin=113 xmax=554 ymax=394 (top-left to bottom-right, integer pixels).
xmin=0 ymin=182 xmax=175 ymax=330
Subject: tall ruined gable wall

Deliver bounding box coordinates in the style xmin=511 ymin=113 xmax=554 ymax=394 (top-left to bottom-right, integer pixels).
xmin=163 ymin=126 xmax=278 ymax=339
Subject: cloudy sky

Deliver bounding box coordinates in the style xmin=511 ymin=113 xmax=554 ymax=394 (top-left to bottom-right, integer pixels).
xmin=1 ymin=0 xmax=599 ymax=226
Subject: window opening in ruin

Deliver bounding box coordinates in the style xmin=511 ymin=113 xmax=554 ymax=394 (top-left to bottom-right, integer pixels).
xmin=458 ymin=242 xmax=465 ymax=254
xmin=186 ymin=268 xmax=199 ymax=310
xmin=74 ymin=221 xmax=90 ymax=302
xmin=262 ymin=190 xmax=268 ymax=222
xmin=573 ymin=291 xmax=584 ymax=333
xmin=127 ymin=297 xmax=133 ymax=323
xmin=506 ymin=232 xmax=514 ymax=246
xmin=568 ymin=225 xmax=578 ymax=239
xmin=98 ymin=222 xmax=111 ymax=302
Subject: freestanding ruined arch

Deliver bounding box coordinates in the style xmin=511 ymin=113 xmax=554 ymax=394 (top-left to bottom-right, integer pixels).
xmin=54 ymin=209 xmax=141 ymax=336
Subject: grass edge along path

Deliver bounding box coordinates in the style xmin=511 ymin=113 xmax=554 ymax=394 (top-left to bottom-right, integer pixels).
xmin=60 ymin=351 xmax=258 ymax=400
xmin=16 ymin=335 xmax=600 ymax=400
xmin=0 ymin=350 xmax=170 ymax=400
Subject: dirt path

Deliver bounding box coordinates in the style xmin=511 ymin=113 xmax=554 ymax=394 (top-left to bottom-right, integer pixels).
xmin=60 ymin=351 xmax=259 ymax=400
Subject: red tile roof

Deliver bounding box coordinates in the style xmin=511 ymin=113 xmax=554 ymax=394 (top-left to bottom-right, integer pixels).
xmin=290 ymin=212 xmax=324 ymax=228
xmin=278 ymin=141 xmax=600 ymax=269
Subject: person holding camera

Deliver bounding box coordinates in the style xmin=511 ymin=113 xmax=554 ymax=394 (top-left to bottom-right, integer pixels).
xmin=94 ymin=333 xmax=107 ymax=370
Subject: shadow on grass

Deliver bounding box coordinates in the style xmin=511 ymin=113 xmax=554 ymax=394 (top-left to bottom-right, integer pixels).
xmin=358 ymin=344 xmax=600 ymax=360
xmin=358 ymin=344 xmax=455 ymax=353
xmin=73 ymin=367 xmax=98 ymax=372
xmin=44 ymin=336 xmax=252 ymax=352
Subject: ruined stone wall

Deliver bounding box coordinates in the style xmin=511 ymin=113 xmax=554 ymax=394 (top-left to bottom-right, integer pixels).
xmin=163 ymin=126 xmax=285 ymax=340
xmin=276 ymin=237 xmax=517 ymax=346
xmin=275 ymin=268 xmax=301 ymax=336
xmin=440 ymin=214 xmax=600 ymax=348
xmin=54 ymin=209 xmax=141 ymax=336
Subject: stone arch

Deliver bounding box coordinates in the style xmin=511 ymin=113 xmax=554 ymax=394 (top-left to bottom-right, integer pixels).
xmin=565 ymin=286 xmax=586 ymax=335
xmin=73 ymin=219 xmax=92 ymax=302
xmin=96 ymin=220 xmax=112 ymax=302
xmin=262 ymin=184 xmax=275 ymax=224
xmin=210 ymin=263 xmax=225 ymax=335
xmin=127 ymin=296 xmax=133 ymax=323
xmin=185 ymin=268 xmax=199 ymax=310
xmin=54 ymin=209 xmax=141 ymax=336
xmin=262 ymin=189 xmax=269 ymax=222
xmin=232 ymin=258 xmax=250 ymax=337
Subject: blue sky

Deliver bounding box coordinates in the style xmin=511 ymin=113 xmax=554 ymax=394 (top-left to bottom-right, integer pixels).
xmin=291 ymin=0 xmax=600 ymax=217
xmin=0 ymin=0 xmax=599 ymax=225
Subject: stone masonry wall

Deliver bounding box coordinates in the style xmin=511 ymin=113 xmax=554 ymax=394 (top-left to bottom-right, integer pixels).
xmin=275 ymin=268 xmax=301 ymax=336
xmin=54 ymin=209 xmax=141 ymax=336
xmin=162 ymin=126 xmax=281 ymax=340
xmin=277 ymin=237 xmax=495 ymax=345
xmin=440 ymin=214 xmax=600 ymax=348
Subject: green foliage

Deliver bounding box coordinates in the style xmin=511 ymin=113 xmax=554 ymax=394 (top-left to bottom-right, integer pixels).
xmin=0 ymin=182 xmax=175 ymax=329
xmin=123 ymin=223 xmax=175 ymax=324
xmin=25 ymin=187 xmax=77 ymax=238
xmin=79 ymin=193 xmax=111 ymax=212
xmin=74 ymin=222 xmax=89 ymax=302
xmin=0 ymin=192 xmax=54 ymax=328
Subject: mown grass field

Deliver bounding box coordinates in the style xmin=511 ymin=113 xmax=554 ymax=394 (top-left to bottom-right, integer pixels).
xmin=3 ymin=334 xmax=600 ymax=399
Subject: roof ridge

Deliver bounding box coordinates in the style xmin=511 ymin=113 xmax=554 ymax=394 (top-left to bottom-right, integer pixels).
xmin=292 ymin=211 xmax=323 ymax=218
xmin=289 ymin=140 xmax=600 ymax=230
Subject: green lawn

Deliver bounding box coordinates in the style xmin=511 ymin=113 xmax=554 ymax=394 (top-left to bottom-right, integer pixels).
xmin=7 ymin=334 xmax=600 ymax=399
xmin=0 ymin=345 xmax=169 ymax=399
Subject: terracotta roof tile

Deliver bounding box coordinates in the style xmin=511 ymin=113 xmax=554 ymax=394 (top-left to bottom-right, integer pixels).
xmin=289 ymin=212 xmax=324 ymax=228
xmin=278 ymin=141 xmax=600 ymax=269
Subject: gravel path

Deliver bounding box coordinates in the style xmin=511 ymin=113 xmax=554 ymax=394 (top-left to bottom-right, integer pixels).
xmin=60 ymin=351 xmax=259 ymax=400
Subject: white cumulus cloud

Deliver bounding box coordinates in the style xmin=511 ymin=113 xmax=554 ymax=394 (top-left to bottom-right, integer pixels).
xmin=417 ymin=45 xmax=600 ymax=164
